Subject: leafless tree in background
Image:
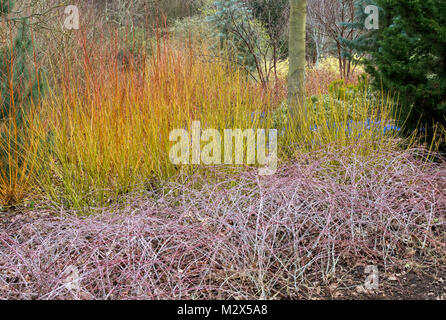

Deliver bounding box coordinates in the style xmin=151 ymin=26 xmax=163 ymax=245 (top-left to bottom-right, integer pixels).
xmin=306 ymin=0 xmax=329 ymax=68
xmin=307 ymin=0 xmax=363 ymax=78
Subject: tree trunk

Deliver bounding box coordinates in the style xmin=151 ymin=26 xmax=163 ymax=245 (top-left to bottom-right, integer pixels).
xmin=288 ymin=0 xmax=307 ymax=115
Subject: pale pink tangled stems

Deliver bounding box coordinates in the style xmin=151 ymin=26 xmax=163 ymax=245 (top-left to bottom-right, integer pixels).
xmin=0 ymin=148 xmax=445 ymax=299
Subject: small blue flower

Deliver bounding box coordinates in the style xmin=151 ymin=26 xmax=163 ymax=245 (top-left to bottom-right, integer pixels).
xmin=383 ymin=125 xmax=401 ymax=134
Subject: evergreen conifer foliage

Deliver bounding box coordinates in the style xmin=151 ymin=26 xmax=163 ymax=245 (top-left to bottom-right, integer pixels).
xmin=344 ymin=0 xmax=446 ymax=129
xmin=206 ymin=0 xmax=259 ymax=73
xmin=0 ymin=0 xmax=13 ymax=15
xmin=0 ymin=0 xmax=44 ymax=205
xmin=0 ymin=0 xmax=43 ymax=123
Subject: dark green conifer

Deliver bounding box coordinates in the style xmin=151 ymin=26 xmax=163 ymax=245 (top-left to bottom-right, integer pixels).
xmin=0 ymin=0 xmax=44 ymax=124
xmin=342 ymin=0 xmax=446 ymax=130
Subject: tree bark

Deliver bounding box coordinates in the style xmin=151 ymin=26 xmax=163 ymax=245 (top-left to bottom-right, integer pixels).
xmin=288 ymin=0 xmax=307 ymax=115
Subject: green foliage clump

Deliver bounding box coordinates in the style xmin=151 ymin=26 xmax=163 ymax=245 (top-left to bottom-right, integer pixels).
xmin=345 ymin=0 xmax=446 ymax=130
xmin=306 ymin=76 xmax=376 ymax=120
xmin=0 ymin=0 xmax=44 ymax=124
xmin=328 ymin=75 xmax=370 ymax=100
xmin=0 ymin=0 xmax=12 ymax=14
xmin=273 ymin=75 xmax=389 ymax=135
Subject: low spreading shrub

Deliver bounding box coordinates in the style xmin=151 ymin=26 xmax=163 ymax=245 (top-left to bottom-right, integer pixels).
xmin=0 ymin=147 xmax=444 ymax=299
